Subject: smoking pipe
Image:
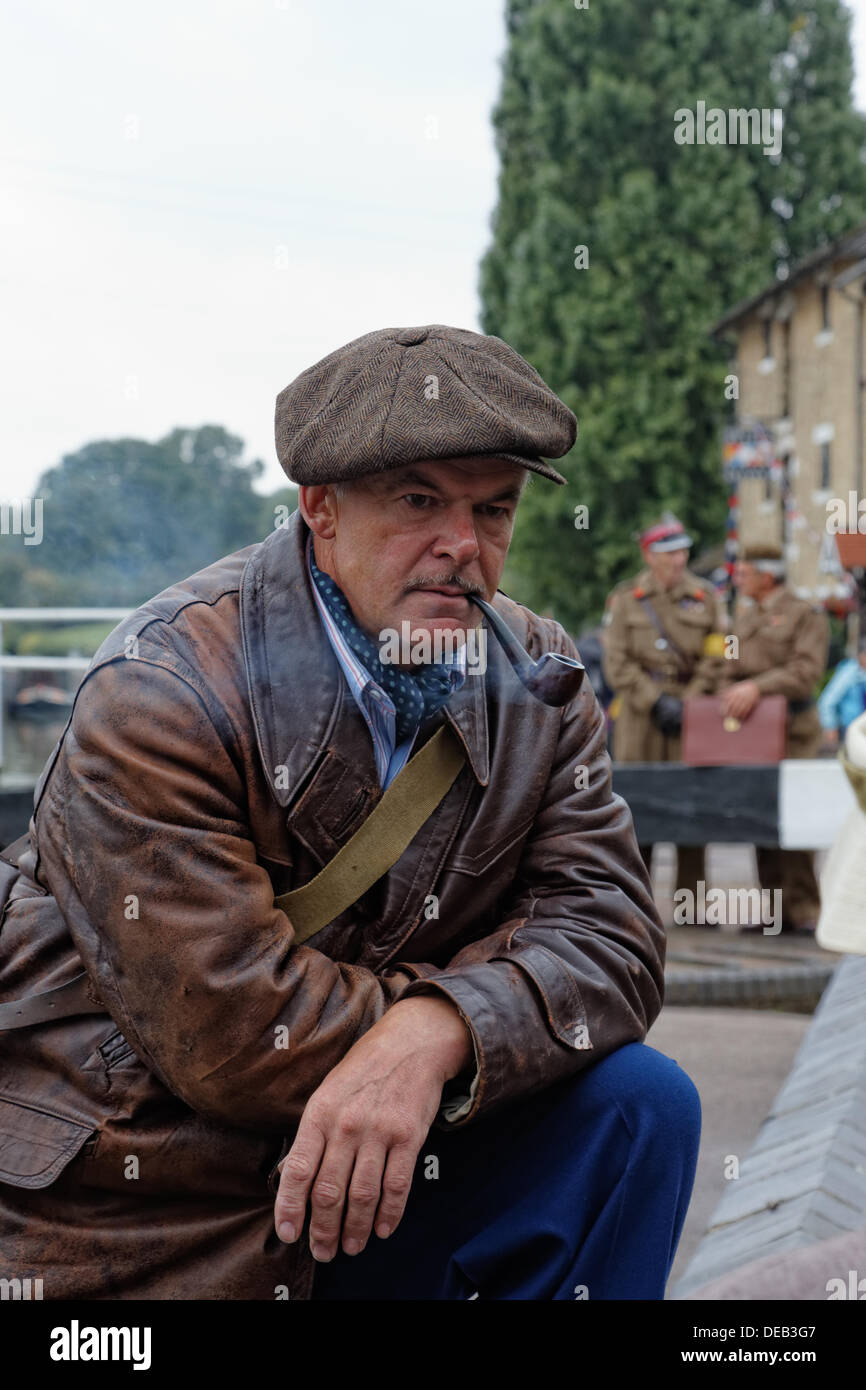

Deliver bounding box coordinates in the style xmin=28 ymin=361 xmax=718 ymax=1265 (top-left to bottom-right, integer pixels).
xmin=467 ymin=594 xmax=585 ymax=707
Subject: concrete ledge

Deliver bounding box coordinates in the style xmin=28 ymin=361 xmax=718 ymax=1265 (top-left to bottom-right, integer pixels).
xmin=665 ymin=958 xmax=834 ymax=1008
xmin=672 ymin=953 xmax=866 ymax=1298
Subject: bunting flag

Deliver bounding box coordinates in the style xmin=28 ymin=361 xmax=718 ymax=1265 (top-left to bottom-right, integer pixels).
xmin=722 ymin=421 xmax=783 ymax=482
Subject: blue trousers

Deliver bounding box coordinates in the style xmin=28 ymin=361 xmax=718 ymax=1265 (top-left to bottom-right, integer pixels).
xmin=310 ymin=1041 xmax=701 ymax=1300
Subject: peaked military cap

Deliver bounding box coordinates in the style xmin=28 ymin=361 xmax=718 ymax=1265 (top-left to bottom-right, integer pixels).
xmin=638 ymin=512 xmax=693 ymax=553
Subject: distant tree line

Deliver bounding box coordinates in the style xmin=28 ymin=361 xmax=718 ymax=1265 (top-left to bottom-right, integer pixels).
xmin=1 ymin=425 xmax=297 ymax=611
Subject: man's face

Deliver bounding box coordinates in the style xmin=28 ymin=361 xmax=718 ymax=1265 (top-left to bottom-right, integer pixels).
xmin=734 ymin=561 xmax=774 ymax=600
xmin=298 ymin=456 xmax=527 ymax=653
xmin=644 ymin=545 xmax=688 ymax=588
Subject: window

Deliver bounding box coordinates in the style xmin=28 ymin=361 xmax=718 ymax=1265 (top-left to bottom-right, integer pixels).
xmin=820 ymin=283 xmax=831 ymax=331
xmin=815 ymin=284 xmax=834 ymax=347
xmin=763 ymin=319 xmax=773 ymax=357
xmin=820 ymin=442 xmax=831 ymax=490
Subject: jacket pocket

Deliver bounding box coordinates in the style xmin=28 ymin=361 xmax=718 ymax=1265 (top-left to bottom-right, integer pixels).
xmin=0 ymin=1096 xmax=95 ymax=1190
xmin=447 ymin=812 xmax=536 ymax=876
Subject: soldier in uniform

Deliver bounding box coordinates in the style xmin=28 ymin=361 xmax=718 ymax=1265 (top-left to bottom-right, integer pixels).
xmin=602 ymin=514 xmax=726 ymax=899
xmin=721 ymin=542 xmax=830 ymax=933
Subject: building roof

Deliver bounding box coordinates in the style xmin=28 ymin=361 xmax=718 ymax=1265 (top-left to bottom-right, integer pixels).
xmin=711 ymin=222 xmax=866 ymax=336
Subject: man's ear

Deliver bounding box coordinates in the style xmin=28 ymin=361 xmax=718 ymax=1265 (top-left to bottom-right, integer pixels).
xmin=299 ymin=484 xmax=338 ymax=540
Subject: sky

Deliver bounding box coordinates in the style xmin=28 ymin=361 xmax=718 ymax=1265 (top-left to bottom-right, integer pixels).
xmin=2 ymin=0 xmax=866 ymax=501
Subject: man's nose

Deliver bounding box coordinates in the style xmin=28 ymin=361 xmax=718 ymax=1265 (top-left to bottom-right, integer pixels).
xmin=431 ymin=508 xmax=481 ymax=567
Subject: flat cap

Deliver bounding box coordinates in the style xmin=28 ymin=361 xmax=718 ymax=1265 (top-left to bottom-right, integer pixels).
xmin=275 ymin=324 xmax=577 ymax=487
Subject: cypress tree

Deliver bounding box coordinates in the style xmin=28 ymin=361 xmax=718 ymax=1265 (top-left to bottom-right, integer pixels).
xmin=481 ymin=0 xmax=866 ymax=631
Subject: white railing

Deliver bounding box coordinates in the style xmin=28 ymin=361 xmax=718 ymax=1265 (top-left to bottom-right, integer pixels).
xmin=0 ymin=608 xmax=132 ymax=767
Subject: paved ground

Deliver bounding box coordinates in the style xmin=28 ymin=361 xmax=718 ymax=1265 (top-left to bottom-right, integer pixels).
xmin=650 ymin=840 xmax=828 ymax=929
xmin=644 ymin=842 xmax=835 ymax=1296
xmin=647 ymin=1006 xmax=811 ymax=1295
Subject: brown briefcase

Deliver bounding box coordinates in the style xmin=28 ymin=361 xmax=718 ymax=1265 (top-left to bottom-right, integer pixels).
xmin=682 ymin=694 xmax=787 ymax=766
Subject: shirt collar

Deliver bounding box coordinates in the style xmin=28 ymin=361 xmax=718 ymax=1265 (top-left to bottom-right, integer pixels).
xmin=760 ymin=584 xmax=786 ymax=611
xmin=305 ymin=532 xmax=467 ymax=691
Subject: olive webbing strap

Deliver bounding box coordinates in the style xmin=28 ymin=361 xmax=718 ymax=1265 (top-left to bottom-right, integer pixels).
xmin=273 ymin=720 xmax=466 ymax=945
xmin=638 ymin=596 xmax=691 ymax=677
xmin=0 ymin=723 xmax=466 ymax=1029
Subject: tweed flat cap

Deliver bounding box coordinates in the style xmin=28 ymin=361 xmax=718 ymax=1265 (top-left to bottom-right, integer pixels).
xmin=275 ymin=324 xmax=577 ymax=487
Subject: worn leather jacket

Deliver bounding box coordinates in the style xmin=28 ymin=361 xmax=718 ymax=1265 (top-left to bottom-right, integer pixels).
xmin=0 ymin=509 xmax=664 ymax=1300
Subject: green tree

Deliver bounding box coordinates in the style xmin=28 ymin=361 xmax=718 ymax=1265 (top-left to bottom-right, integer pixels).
xmin=258 ymin=485 xmax=298 ymax=539
xmin=770 ymin=1 xmax=866 ymax=264
xmin=480 ymin=0 xmax=866 ymax=632
xmin=22 ymin=425 xmax=279 ymax=606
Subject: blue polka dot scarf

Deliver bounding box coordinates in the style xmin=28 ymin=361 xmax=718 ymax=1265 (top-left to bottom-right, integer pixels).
xmin=308 ymin=545 xmax=460 ymax=744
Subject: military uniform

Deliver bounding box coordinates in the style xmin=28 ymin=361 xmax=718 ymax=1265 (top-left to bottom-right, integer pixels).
xmin=602 ymin=567 xmax=726 ymax=895
xmin=723 ymin=584 xmax=829 ymax=926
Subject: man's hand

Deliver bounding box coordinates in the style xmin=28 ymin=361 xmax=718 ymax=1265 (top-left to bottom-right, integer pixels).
xmin=650 ymin=693 xmax=683 ymax=736
xmin=274 ymin=995 xmax=473 ymax=1261
xmin=721 ymin=680 xmax=761 ymax=720
xmin=821 ymin=726 xmax=839 ymax=754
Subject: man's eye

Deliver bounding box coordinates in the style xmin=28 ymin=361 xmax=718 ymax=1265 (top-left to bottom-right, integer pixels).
xmin=401 ymin=495 xmax=509 ymax=518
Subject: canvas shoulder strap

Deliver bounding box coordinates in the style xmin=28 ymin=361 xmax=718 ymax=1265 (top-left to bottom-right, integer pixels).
xmin=0 ymin=722 xmax=466 ymax=1030
xmin=639 ymin=595 xmax=691 ymax=676
xmin=274 ymin=720 xmax=466 ymax=944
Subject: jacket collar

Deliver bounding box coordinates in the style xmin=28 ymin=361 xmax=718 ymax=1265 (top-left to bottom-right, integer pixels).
xmin=240 ymin=509 xmax=491 ymax=811
xmin=637 ymin=568 xmax=670 ymax=599
xmin=759 ymin=583 xmax=787 ymax=611
xmin=736 ymin=584 xmax=788 ymax=627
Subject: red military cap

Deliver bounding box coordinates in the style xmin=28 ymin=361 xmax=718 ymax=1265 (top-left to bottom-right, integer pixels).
xmin=638 ymin=512 xmax=693 ymax=553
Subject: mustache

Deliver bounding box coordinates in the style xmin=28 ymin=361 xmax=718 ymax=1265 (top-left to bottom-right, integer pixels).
xmin=404 ymin=575 xmax=484 ymax=596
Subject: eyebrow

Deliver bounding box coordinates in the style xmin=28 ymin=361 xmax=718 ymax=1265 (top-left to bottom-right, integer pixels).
xmin=385 ymin=468 xmax=524 ymax=504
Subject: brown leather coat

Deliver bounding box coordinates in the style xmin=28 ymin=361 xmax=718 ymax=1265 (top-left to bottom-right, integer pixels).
xmin=0 ymin=510 xmax=664 ymax=1300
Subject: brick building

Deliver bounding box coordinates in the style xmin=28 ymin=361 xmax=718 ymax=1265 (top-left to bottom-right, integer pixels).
xmin=712 ymin=224 xmax=866 ymax=608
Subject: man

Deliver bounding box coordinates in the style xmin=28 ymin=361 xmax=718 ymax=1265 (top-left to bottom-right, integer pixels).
xmin=0 ymin=324 xmax=699 ymax=1301
xmin=601 ymin=514 xmax=726 ymax=900
xmin=721 ymin=541 xmax=829 ymax=934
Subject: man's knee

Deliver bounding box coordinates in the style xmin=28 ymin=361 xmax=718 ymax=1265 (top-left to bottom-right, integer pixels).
xmin=574 ymin=1041 xmax=701 ymax=1148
